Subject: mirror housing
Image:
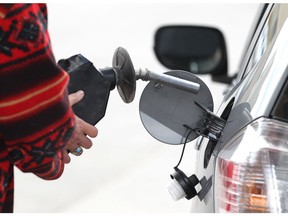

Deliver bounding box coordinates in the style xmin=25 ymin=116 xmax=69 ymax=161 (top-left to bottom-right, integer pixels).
xmin=154 ymin=26 xmax=232 ymax=84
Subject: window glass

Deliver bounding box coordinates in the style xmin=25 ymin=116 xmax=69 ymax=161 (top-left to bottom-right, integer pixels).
xmin=242 ymin=4 xmax=288 ymax=78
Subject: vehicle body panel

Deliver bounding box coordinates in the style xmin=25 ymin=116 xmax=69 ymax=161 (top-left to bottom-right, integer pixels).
xmin=189 ymin=4 xmax=288 ymax=212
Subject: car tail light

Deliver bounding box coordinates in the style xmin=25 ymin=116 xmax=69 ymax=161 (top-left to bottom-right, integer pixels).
xmin=215 ymin=117 xmax=288 ymax=213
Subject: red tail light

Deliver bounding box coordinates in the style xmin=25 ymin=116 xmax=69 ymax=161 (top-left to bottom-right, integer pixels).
xmin=215 ymin=118 xmax=288 ymax=213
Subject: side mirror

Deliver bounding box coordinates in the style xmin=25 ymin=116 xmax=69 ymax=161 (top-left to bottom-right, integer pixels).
xmin=154 ymin=26 xmax=232 ymax=84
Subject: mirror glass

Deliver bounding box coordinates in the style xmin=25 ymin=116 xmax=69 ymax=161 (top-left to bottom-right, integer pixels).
xmin=139 ymin=70 xmax=214 ymax=145
xmin=154 ymin=26 xmax=227 ymax=75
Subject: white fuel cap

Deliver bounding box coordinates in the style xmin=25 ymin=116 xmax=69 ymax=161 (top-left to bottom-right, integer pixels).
xmin=166 ymin=178 xmax=186 ymax=201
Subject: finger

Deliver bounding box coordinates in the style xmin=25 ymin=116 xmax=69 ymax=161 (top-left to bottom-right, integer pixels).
xmin=68 ymin=90 xmax=84 ymax=106
xmin=66 ymin=141 xmax=79 ymax=152
xmin=77 ymin=135 xmax=93 ymax=149
xmin=76 ymin=116 xmax=98 ymax=138
xmin=66 ymin=129 xmax=93 ymax=150
xmin=63 ymin=150 xmax=71 ymax=164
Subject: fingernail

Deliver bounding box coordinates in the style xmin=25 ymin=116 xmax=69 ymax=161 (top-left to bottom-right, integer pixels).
xmin=77 ymin=90 xmax=84 ymax=96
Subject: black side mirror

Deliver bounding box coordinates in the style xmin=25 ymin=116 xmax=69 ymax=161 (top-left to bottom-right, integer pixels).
xmin=154 ymin=26 xmax=232 ymax=84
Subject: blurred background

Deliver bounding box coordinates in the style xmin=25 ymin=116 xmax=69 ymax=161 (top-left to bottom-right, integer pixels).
xmin=14 ymin=2 xmax=260 ymax=213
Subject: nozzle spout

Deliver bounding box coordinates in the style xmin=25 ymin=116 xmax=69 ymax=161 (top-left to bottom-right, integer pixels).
xmin=136 ymin=68 xmax=200 ymax=94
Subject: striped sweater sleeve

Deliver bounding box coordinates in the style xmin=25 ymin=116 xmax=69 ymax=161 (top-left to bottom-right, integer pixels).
xmin=0 ymin=4 xmax=75 ymax=180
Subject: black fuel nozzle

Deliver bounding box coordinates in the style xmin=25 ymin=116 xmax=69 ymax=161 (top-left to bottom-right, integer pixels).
xmin=58 ymin=47 xmax=136 ymax=125
xmin=58 ymin=54 xmax=115 ymax=125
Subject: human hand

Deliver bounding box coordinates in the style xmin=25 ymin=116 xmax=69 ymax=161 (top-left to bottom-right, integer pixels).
xmin=63 ymin=90 xmax=98 ymax=164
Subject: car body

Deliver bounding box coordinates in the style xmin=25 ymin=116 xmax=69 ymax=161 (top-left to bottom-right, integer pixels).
xmin=152 ymin=3 xmax=288 ymax=213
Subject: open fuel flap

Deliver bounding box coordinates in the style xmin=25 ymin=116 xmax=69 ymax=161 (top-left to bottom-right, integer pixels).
xmin=139 ymin=70 xmax=226 ymax=145
xmin=139 ymin=70 xmax=226 ymax=202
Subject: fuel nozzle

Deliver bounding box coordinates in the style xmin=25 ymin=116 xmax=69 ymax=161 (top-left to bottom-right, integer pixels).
xmin=58 ymin=47 xmax=136 ymax=125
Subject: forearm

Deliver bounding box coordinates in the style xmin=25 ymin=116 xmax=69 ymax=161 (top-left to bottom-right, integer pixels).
xmin=0 ymin=3 xmax=76 ymax=180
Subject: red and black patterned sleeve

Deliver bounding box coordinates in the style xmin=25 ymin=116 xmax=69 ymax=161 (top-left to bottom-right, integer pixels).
xmin=0 ymin=4 xmax=76 ymax=180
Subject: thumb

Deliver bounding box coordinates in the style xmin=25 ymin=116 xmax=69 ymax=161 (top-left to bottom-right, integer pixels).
xmin=69 ymin=90 xmax=84 ymax=106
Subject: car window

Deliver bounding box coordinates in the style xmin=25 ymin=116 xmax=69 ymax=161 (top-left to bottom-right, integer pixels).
xmin=240 ymin=4 xmax=287 ymax=79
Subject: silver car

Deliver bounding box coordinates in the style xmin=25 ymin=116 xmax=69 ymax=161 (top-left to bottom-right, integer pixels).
xmin=150 ymin=3 xmax=288 ymax=213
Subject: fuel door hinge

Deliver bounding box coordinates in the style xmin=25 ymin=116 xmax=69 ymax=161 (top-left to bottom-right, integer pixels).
xmin=194 ymin=101 xmax=226 ymax=142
